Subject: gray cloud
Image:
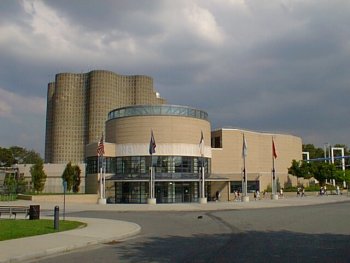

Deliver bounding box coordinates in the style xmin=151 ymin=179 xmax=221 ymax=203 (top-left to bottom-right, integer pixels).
xmin=0 ymin=0 xmax=349 ymax=156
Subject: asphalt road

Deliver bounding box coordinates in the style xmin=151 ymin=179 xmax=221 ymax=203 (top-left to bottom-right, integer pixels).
xmin=31 ymin=201 xmax=350 ymax=263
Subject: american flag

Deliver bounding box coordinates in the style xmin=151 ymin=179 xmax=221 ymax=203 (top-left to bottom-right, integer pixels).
xmin=97 ymin=134 xmax=105 ymax=156
xmin=149 ymin=130 xmax=156 ymax=155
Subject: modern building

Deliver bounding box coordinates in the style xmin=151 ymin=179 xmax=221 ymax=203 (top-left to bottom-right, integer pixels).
xmin=210 ymin=128 xmax=302 ymax=201
xmin=44 ymin=70 xmax=303 ymax=203
xmin=85 ymin=104 xmax=211 ymax=203
xmin=45 ymin=70 xmax=166 ymax=164
xmin=85 ymin=105 xmax=302 ymax=203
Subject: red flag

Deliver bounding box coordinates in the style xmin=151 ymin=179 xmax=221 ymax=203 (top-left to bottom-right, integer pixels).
xmin=272 ymin=139 xmax=277 ymax=159
xmin=97 ymin=133 xmax=105 ymax=156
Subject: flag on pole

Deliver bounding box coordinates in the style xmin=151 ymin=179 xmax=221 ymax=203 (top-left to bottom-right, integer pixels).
xmin=199 ymin=130 xmax=204 ymax=156
xmin=272 ymin=138 xmax=277 ymax=159
xmin=149 ymin=130 xmax=156 ymax=155
xmin=242 ymin=134 xmax=247 ymax=158
xmin=97 ymin=133 xmax=105 ymax=156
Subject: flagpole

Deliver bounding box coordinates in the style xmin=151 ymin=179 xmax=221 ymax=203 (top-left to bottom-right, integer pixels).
xmin=243 ymin=156 xmax=247 ymax=196
xmin=97 ymin=156 xmax=102 ymax=199
xmin=147 ymin=130 xmax=156 ymax=205
xmin=202 ymin=154 xmax=205 ymax=198
xmin=103 ymin=156 xmax=106 ymax=199
xmin=199 ymin=131 xmax=207 ymax=204
xmin=148 ymin=154 xmax=156 ymax=204
xmin=272 ymin=155 xmax=277 ymax=199
xmin=100 ymin=163 xmax=103 ymax=199
xmin=97 ymin=133 xmax=106 ymax=205
xmin=272 ymin=138 xmax=278 ymax=200
xmin=242 ymin=134 xmax=249 ymax=202
xmin=98 ymin=156 xmax=106 ymax=204
xmin=151 ymin=157 xmax=153 ymax=199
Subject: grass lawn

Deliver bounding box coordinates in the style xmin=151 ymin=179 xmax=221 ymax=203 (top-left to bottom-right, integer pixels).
xmin=0 ymin=219 xmax=86 ymax=241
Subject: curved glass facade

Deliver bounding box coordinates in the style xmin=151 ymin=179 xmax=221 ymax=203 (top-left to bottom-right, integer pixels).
xmin=108 ymin=105 xmax=208 ymax=121
xmin=86 ymin=155 xmax=210 ymax=180
xmin=88 ymin=104 xmax=210 ymax=203
xmin=86 ymin=155 xmax=210 ymax=204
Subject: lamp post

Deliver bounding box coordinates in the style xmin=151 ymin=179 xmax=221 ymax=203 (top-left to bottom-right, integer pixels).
xmin=324 ymin=143 xmax=329 ymax=163
xmin=331 ymin=147 xmax=345 ymax=187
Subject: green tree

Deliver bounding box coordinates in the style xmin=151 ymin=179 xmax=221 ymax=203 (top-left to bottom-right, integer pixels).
xmin=30 ymin=161 xmax=47 ymax=193
xmin=72 ymin=165 xmax=81 ymax=193
xmin=0 ymin=146 xmax=42 ymax=166
xmin=334 ymin=169 xmax=350 ymax=185
xmin=332 ymin=144 xmax=350 ymax=171
xmin=0 ymin=147 xmax=15 ymax=166
xmin=302 ymin=144 xmax=324 ymax=159
xmin=9 ymin=146 xmax=43 ymax=164
xmin=288 ymin=160 xmax=303 ymax=182
xmin=62 ymin=162 xmax=74 ymax=192
xmin=310 ymin=162 xmax=337 ymax=186
xmin=4 ymin=172 xmax=16 ymax=194
xmin=288 ymin=160 xmax=312 ymax=183
xmin=16 ymin=173 xmax=27 ymax=194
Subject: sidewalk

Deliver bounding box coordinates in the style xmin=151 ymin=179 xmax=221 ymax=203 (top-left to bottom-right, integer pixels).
xmin=0 ymin=195 xmax=349 ymax=263
xmin=0 ymin=217 xmax=141 ymax=263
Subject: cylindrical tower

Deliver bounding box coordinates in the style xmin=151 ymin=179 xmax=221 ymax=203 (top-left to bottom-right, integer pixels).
xmin=50 ymin=73 xmax=86 ymax=163
xmin=44 ymin=82 xmax=55 ymax=163
xmin=106 ymin=105 xmax=211 ymax=158
xmin=87 ymin=70 xmax=131 ymax=144
xmin=46 ymin=70 xmax=166 ymax=164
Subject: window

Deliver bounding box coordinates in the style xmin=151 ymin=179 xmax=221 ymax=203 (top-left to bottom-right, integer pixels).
xmin=114 ymin=156 xmax=210 ymax=179
xmin=212 ymin=136 xmax=222 ymax=148
xmin=230 ymin=181 xmax=259 ymax=193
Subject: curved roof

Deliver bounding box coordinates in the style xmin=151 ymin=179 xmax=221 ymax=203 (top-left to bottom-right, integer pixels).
xmin=108 ymin=105 xmax=208 ymax=121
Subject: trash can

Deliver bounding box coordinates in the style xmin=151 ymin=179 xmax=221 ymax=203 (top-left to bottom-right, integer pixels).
xmin=29 ymin=205 xmax=40 ymax=220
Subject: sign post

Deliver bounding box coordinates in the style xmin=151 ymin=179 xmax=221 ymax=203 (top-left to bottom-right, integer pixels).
xmin=62 ymin=180 xmax=67 ymax=220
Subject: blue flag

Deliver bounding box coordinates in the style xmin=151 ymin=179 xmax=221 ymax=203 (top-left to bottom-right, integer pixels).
xmin=149 ymin=130 xmax=156 ymax=155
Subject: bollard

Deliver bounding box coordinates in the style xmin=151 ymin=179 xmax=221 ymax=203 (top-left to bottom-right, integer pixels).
xmin=54 ymin=206 xmax=59 ymax=231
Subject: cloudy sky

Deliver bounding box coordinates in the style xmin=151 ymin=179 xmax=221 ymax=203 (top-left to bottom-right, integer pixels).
xmin=0 ymin=0 xmax=349 ymax=156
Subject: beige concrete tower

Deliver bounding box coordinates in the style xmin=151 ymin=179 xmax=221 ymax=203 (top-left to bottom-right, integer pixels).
xmin=45 ymin=70 xmax=165 ymax=164
xmin=49 ymin=73 xmax=86 ymax=163
xmin=44 ymin=82 xmax=55 ymax=162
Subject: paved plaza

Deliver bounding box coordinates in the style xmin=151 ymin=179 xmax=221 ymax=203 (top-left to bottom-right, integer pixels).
xmin=0 ymin=195 xmax=349 ymax=263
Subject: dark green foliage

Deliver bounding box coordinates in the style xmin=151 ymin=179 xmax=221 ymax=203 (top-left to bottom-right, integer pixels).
xmin=302 ymin=144 xmax=324 ymax=159
xmin=72 ymin=165 xmax=81 ymax=193
xmin=62 ymin=162 xmax=81 ymax=193
xmin=310 ymin=162 xmax=337 ymax=186
xmin=30 ymin=161 xmax=47 ymax=193
xmin=62 ymin=162 xmax=74 ymax=192
xmin=0 ymin=147 xmax=15 ymax=166
xmin=288 ymin=160 xmax=312 ymax=181
xmin=334 ymin=169 xmax=350 ymax=184
xmin=289 ymin=160 xmax=339 ymax=186
xmin=0 ymin=146 xmax=42 ymax=166
xmin=16 ymin=175 xmax=27 ymax=193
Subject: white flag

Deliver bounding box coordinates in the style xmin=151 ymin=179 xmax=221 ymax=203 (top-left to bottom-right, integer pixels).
xmin=199 ymin=131 xmax=204 ymax=156
xmin=242 ymin=134 xmax=247 ymax=158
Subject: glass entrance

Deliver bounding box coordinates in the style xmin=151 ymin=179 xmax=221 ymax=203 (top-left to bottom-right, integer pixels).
xmin=114 ymin=182 xmax=148 ymax=203
xmin=113 ymin=181 xmax=199 ymax=203
xmin=156 ymin=182 xmax=198 ymax=203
